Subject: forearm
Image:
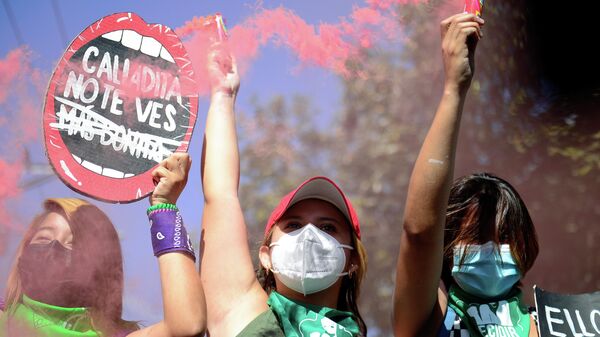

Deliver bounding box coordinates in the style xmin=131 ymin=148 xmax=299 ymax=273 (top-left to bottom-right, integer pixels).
xmin=145 ymin=204 xmax=205 ymax=336
xmin=202 ymin=92 xmax=240 ymax=203
xmin=158 ymin=253 xmax=206 ymax=336
xmin=403 ymin=86 xmax=465 ymax=238
xmin=393 ymin=87 xmax=467 ymax=337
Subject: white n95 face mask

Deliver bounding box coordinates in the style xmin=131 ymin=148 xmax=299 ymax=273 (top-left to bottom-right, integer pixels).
xmin=269 ymin=223 xmax=353 ymax=296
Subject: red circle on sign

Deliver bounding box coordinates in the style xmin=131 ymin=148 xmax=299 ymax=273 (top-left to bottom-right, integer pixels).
xmin=43 ymin=12 xmax=198 ymax=203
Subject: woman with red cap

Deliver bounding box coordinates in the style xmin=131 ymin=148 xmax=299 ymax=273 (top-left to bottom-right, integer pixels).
xmin=200 ymin=12 xmax=484 ymax=337
xmin=200 ymin=49 xmax=367 ymax=336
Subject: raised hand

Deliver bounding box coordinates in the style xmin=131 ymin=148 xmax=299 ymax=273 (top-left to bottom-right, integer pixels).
xmin=150 ymin=152 xmax=192 ymax=206
xmin=440 ymin=13 xmax=484 ymax=95
xmin=207 ymin=45 xmax=240 ymax=97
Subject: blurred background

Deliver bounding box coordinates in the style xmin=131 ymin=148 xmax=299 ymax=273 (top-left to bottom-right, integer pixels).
xmin=1 ymin=0 xmax=598 ymax=335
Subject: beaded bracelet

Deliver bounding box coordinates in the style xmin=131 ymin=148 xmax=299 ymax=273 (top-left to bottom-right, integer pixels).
xmin=147 ymin=203 xmax=178 ymax=214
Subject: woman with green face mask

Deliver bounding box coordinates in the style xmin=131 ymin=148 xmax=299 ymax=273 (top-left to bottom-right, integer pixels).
xmin=391 ymin=13 xmax=540 ymax=337
xmin=0 ymin=153 xmax=206 ymax=337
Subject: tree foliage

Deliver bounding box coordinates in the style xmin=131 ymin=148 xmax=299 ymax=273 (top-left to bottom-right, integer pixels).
xmin=236 ymin=0 xmax=600 ymax=335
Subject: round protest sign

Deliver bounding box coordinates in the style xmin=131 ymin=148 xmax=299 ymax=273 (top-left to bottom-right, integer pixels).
xmin=43 ymin=12 xmax=198 ymax=203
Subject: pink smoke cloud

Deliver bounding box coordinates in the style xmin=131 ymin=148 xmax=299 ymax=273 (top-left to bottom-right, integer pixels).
xmin=0 ymin=47 xmax=44 ymax=145
xmin=176 ymin=0 xmax=430 ymax=95
xmin=366 ymin=0 xmax=425 ymax=10
xmin=0 ymin=161 xmax=22 ymax=227
xmin=0 ymin=47 xmax=45 ymax=233
xmin=0 ymin=48 xmax=26 ymax=104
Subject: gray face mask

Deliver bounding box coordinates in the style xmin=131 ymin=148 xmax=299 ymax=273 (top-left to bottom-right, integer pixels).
xmin=269 ymin=224 xmax=353 ymax=296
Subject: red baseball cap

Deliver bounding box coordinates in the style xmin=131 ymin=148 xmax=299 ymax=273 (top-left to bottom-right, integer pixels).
xmin=264 ymin=176 xmax=361 ymax=239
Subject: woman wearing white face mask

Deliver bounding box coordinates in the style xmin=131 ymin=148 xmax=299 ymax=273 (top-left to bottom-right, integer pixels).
xmin=256 ymin=177 xmax=367 ymax=335
xmin=200 ymin=44 xmax=367 ymax=335
xmin=392 ymin=13 xmax=540 ymax=337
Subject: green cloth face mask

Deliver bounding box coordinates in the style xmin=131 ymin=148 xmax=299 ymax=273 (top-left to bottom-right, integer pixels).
xmin=267 ymin=291 xmax=361 ymax=337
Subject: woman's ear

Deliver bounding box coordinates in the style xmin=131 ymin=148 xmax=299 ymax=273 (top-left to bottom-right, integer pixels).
xmin=258 ymin=245 xmax=272 ymax=270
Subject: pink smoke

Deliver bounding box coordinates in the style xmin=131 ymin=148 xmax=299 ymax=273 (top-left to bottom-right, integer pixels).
xmin=0 ymin=48 xmax=25 ymax=104
xmin=176 ymin=0 xmax=431 ymax=95
xmin=0 ymin=47 xmax=45 ymax=233
xmin=0 ymin=161 xmax=22 ymax=225
xmin=0 ymin=47 xmax=43 ymax=145
xmin=366 ymin=0 xmax=425 ymax=10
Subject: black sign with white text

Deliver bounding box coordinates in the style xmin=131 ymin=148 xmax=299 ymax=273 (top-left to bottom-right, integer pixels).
xmin=535 ymin=286 xmax=600 ymax=337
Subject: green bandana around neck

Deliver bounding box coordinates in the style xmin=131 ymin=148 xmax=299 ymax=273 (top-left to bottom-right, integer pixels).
xmin=447 ymin=285 xmax=530 ymax=337
xmin=0 ymin=295 xmax=99 ymax=337
xmin=267 ymin=291 xmax=361 ymax=337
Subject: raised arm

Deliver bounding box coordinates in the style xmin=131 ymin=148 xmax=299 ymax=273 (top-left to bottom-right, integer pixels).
xmin=200 ymin=48 xmax=268 ymax=336
xmin=130 ymin=153 xmax=206 ymax=337
xmin=392 ymin=13 xmax=483 ymax=337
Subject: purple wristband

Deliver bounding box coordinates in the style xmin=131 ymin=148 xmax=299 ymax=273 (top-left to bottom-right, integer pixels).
xmin=149 ymin=209 xmax=196 ymax=261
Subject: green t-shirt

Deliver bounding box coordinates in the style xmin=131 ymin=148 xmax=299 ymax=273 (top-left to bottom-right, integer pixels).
xmin=0 ymin=295 xmax=99 ymax=337
xmin=237 ymin=308 xmax=285 ymax=337
xmin=238 ymin=291 xmax=361 ymax=337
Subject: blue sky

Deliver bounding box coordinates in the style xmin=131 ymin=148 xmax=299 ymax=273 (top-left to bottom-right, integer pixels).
xmin=0 ymin=0 xmax=361 ymax=323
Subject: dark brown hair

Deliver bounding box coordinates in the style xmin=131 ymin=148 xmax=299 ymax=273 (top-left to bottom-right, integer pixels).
xmin=257 ymin=225 xmax=368 ymax=336
xmin=441 ymin=173 xmax=539 ymax=288
xmin=4 ymin=198 xmax=138 ymax=335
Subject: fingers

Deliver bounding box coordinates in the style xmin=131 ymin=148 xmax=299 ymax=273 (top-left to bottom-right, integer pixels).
xmin=150 ymin=153 xmax=191 ymax=205
xmin=440 ymin=13 xmax=484 ymax=39
xmin=208 ymin=47 xmax=235 ymax=74
xmin=153 ymin=153 xmax=191 ymax=181
xmin=207 ymin=42 xmax=240 ymax=97
xmin=441 ymin=14 xmax=483 ymax=56
xmin=440 ymin=13 xmax=467 ymax=35
xmin=151 ymin=165 xmax=170 ymax=186
xmin=447 ymin=20 xmax=482 ymax=44
xmin=450 ymin=22 xmax=482 ymax=43
xmin=440 ymin=13 xmax=482 ymax=92
xmin=162 ymin=152 xmax=190 ymax=169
